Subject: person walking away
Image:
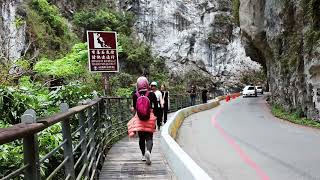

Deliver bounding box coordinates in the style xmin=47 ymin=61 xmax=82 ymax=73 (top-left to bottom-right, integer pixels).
xmin=160 ymin=85 xmax=169 ymax=124
xmin=150 ymin=81 xmax=164 ymax=130
xmin=127 ymin=77 xmax=158 ymax=165
xmin=202 ymin=86 xmax=208 ymax=103
xmin=190 ymin=85 xmax=196 ymax=106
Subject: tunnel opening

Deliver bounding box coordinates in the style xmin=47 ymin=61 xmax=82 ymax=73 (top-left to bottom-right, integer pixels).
xmin=241 ymin=31 xmax=269 ymax=91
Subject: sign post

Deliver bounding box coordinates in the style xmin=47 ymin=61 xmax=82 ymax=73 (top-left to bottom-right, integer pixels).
xmin=87 ymin=31 xmax=119 ymax=96
xmin=102 ymin=72 xmax=110 ymax=95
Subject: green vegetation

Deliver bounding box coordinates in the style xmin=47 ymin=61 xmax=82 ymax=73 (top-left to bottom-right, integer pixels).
xmin=272 ymin=104 xmax=320 ymax=128
xmin=26 ymin=0 xmax=76 ymax=58
xmin=14 ymin=17 xmax=25 ymax=28
xmin=34 ymin=43 xmax=88 ymax=77
xmin=0 ymin=76 xmax=98 ymax=125
xmin=0 ymin=76 xmax=98 ymax=178
xmin=301 ymin=0 xmax=320 ymax=54
xmin=73 ymin=8 xmax=135 ymax=39
xmin=232 ymin=0 xmax=240 ymax=26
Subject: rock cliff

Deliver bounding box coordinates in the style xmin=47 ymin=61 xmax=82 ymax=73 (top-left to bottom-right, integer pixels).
xmin=239 ymin=0 xmax=320 ymax=119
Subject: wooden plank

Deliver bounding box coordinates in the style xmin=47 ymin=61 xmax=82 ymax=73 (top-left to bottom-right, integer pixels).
xmin=99 ymin=132 xmax=176 ymax=180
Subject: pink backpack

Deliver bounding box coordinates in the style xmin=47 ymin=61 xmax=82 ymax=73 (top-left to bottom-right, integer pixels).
xmin=135 ymin=91 xmax=151 ymax=121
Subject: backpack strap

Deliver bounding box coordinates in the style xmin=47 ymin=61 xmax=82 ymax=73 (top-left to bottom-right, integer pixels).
xmin=145 ymin=91 xmax=150 ymax=97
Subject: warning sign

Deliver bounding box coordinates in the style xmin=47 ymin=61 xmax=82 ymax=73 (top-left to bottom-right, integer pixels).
xmin=87 ymin=31 xmax=119 ymax=72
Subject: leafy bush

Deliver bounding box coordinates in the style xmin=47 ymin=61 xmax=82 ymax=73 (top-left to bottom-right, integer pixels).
xmin=26 ymin=0 xmax=76 ymax=57
xmin=0 ymin=76 xmax=98 ymax=125
xmin=31 ymin=0 xmax=68 ymax=36
xmin=49 ymin=81 xmax=99 ymax=107
xmin=115 ymin=87 xmax=134 ymax=97
xmin=118 ymin=34 xmax=154 ymax=71
xmin=34 ymin=43 xmax=88 ymax=78
xmin=73 ymin=8 xmax=135 ymax=37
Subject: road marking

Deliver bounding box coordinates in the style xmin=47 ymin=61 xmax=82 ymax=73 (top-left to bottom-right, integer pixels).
xmin=211 ymin=108 xmax=270 ymax=180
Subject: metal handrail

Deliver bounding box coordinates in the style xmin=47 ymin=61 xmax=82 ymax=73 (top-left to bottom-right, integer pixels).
xmin=0 ymin=94 xmax=211 ymax=180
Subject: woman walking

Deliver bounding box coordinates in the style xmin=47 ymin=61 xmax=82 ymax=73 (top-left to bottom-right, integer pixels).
xmin=150 ymin=81 xmax=164 ymax=130
xmin=127 ymin=76 xmax=158 ymax=165
xmin=160 ymin=85 xmax=169 ymax=124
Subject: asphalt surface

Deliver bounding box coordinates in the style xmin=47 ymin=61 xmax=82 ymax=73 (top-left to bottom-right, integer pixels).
xmin=176 ymin=95 xmax=320 ymax=180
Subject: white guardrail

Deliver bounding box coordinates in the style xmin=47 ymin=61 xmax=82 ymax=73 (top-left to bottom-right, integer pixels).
xmin=161 ymin=96 xmax=227 ymax=180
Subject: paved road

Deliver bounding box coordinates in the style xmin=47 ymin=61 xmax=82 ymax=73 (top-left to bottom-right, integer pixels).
xmin=176 ymin=95 xmax=320 ymax=180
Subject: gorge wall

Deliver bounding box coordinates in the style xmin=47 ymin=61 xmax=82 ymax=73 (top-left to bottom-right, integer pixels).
xmin=239 ymin=0 xmax=320 ymax=119
xmin=121 ymin=0 xmax=260 ymax=91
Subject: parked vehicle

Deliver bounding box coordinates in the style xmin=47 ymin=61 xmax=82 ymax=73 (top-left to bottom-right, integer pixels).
xmin=256 ymin=86 xmax=263 ymax=94
xmin=242 ymin=86 xmax=257 ymax=97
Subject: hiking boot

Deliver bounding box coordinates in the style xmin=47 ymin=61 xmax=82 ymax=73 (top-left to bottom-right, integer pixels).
xmin=141 ymin=155 xmax=146 ymax=161
xmin=145 ymin=151 xmax=151 ymax=165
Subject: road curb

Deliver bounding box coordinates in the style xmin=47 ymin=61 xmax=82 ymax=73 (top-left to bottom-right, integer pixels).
xmin=160 ymin=97 xmax=225 ymax=180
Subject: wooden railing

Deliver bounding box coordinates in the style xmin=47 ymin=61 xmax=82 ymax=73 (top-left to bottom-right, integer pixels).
xmin=0 ymin=94 xmax=209 ymax=180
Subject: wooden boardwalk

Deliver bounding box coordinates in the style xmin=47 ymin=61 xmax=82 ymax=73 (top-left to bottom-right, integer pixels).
xmin=99 ymin=131 xmax=176 ymax=180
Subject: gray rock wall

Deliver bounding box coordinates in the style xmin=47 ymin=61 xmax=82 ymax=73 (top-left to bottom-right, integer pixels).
xmin=0 ymin=0 xmax=26 ymax=63
xmin=127 ymin=0 xmax=260 ymax=88
xmin=239 ymin=0 xmax=320 ymax=120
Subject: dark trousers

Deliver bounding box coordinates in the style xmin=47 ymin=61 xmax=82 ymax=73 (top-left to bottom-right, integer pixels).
xmin=138 ymin=131 xmax=153 ymax=155
xmin=162 ymin=107 xmax=168 ymax=124
xmin=202 ymin=98 xmax=207 ymax=103
xmin=155 ymin=109 xmax=163 ymax=128
xmin=190 ymin=96 xmax=196 ymax=106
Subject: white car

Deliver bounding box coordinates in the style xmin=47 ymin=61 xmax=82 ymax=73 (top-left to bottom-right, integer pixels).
xmin=256 ymin=86 xmax=263 ymax=94
xmin=242 ymin=86 xmax=257 ymax=97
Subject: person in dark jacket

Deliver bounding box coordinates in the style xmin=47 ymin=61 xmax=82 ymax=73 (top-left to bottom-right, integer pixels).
xmin=202 ymin=86 xmax=208 ymax=103
xmin=190 ymin=85 xmax=196 ymax=106
xmin=160 ymin=84 xmax=169 ymax=124
xmin=150 ymin=81 xmax=163 ymax=130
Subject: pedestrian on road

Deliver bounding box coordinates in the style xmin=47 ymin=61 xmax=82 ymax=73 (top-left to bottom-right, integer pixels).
xmin=127 ymin=76 xmax=158 ymax=165
xmin=190 ymin=85 xmax=197 ymax=106
xmin=202 ymin=85 xmax=208 ymax=103
xmin=150 ymin=81 xmax=164 ymax=130
xmin=160 ymin=84 xmax=169 ymax=124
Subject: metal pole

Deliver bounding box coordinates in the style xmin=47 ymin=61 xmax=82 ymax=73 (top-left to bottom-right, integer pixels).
xmin=118 ymin=99 xmax=123 ymax=126
xmin=103 ymin=72 xmax=110 ymax=96
xmin=78 ymin=110 xmax=89 ymax=178
xmin=60 ymin=103 xmax=76 ymax=180
xmin=87 ymin=106 xmax=96 ymax=177
xmin=21 ymin=110 xmax=40 ymax=180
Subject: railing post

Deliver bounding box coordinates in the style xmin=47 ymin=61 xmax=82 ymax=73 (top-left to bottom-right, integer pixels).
xmin=87 ymin=106 xmax=95 ymax=149
xmin=118 ymin=99 xmax=124 ymax=129
xmin=87 ymin=106 xmax=97 ymax=177
xmin=79 ymin=110 xmax=89 ymax=178
xmin=174 ymin=96 xmax=177 ymax=111
xmin=106 ymin=98 xmax=111 ymax=116
xmin=102 ymin=98 xmax=110 ymax=155
xmin=126 ymin=98 xmax=131 ymax=117
xmin=21 ymin=109 xmax=40 ymax=180
xmin=60 ymin=103 xmax=76 ymax=180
